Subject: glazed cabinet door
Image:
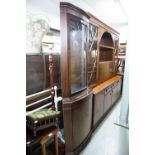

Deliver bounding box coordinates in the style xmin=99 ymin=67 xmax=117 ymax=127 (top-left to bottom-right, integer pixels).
xmin=69 ymin=16 xmax=88 ymax=94
xmin=60 ymin=3 xmax=89 ymax=97
xmin=88 ymin=24 xmax=98 ymax=86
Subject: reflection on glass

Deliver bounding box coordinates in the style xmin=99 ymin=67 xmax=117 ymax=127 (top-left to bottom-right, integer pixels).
xmin=70 ymin=19 xmax=87 ymax=94
xmin=88 ymin=24 xmax=98 ymax=85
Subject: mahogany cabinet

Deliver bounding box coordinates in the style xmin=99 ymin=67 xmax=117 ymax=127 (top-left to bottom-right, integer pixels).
xmin=60 ymin=3 xmax=93 ymax=155
xmin=60 ymin=3 xmax=122 ymax=155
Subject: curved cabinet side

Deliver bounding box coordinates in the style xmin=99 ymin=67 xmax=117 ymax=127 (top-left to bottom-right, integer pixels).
xmin=63 ymin=91 xmax=93 ymax=155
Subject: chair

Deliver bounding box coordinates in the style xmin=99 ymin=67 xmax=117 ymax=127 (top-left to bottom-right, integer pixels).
xmin=40 ymin=127 xmax=59 ymax=155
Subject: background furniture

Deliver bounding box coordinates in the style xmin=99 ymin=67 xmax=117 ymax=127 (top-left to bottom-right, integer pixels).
xmin=113 ymin=43 xmax=126 ymax=75
xmin=40 ymin=127 xmax=59 ymax=155
xmin=26 ymin=55 xmax=63 ymax=155
xmin=26 ymin=126 xmax=59 ymax=155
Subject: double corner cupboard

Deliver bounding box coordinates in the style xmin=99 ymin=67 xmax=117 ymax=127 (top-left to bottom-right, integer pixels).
xmin=60 ymin=2 xmax=122 ymax=155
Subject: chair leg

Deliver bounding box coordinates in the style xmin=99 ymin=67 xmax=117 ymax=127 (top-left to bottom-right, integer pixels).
xmin=40 ymin=128 xmax=59 ymax=155
xmin=41 ymin=144 xmax=46 ymax=155
xmin=54 ymin=132 xmax=59 ymax=155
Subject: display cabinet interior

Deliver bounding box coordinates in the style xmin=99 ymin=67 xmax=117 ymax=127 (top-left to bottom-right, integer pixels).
xmin=99 ymin=47 xmax=114 ymax=62
xmin=98 ymin=31 xmax=115 ymax=83
xmin=99 ymin=31 xmax=114 ymax=62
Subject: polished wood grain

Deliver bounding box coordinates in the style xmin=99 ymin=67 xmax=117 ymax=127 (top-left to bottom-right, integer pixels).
xmin=93 ymin=90 xmax=104 ymax=126
xmin=60 ymin=2 xmax=90 ymax=20
xmin=62 ymin=90 xmax=93 ymax=154
xmin=99 ymin=44 xmax=115 ymax=49
xmin=98 ymin=61 xmax=114 ymax=82
xmin=93 ymin=75 xmax=122 ymax=94
xmin=92 ymin=75 xmax=122 ymax=129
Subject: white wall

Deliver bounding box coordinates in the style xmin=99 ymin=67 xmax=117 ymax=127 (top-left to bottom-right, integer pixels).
xmin=116 ymin=24 xmax=128 ymax=43
xmin=27 ymin=0 xmax=118 ymax=31
xmin=27 ymin=0 xmax=128 ymax=42
xmin=27 ymin=0 xmax=60 ymax=29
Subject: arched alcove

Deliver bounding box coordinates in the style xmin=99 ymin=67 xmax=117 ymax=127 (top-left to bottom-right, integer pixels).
xmin=98 ymin=31 xmax=115 ymax=82
xmin=100 ymin=31 xmax=113 ymax=47
xmin=99 ymin=31 xmax=114 ymax=62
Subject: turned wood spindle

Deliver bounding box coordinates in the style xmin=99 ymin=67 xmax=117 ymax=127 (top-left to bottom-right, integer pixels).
xmin=49 ymin=55 xmax=54 ymax=97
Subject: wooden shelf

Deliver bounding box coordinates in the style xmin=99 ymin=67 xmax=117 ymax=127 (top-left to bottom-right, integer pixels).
xmin=99 ymin=44 xmax=114 ymax=49
xmin=88 ymin=70 xmax=96 ymax=74
xmin=116 ymin=72 xmax=124 ymax=76
xmin=99 ymin=60 xmax=114 ymax=64
xmin=114 ymin=55 xmax=126 ymax=60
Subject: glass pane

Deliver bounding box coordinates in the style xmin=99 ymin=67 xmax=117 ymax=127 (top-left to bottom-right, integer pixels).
xmin=88 ymin=24 xmax=98 ymax=85
xmin=70 ymin=19 xmax=87 ymax=94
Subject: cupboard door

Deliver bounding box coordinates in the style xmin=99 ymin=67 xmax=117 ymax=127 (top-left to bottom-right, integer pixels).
xmin=112 ymin=79 xmax=122 ymax=104
xmin=93 ymin=91 xmax=104 ymax=126
xmin=112 ymin=81 xmax=118 ymax=104
xmin=103 ymin=87 xmax=112 ymax=114
xmin=117 ymin=79 xmax=122 ymax=97
xmin=72 ymin=94 xmax=92 ymax=149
